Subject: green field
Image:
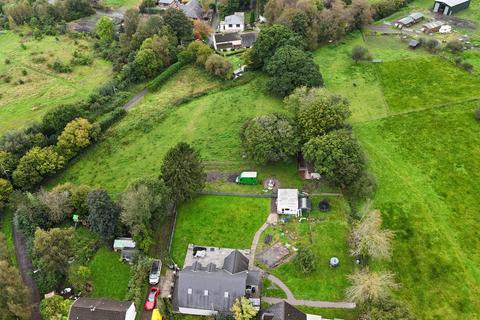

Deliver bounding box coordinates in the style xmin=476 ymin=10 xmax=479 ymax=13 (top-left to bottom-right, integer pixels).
xmin=171 ymin=195 xmax=270 ymax=266
xmin=88 ymin=247 xmax=131 ymax=299
xmin=48 ymin=67 xmax=285 ymax=195
xmin=102 ymin=0 xmax=141 ymax=8
xmin=0 ymin=31 xmax=112 ymax=135
xmin=261 ymin=197 xmax=355 ymax=301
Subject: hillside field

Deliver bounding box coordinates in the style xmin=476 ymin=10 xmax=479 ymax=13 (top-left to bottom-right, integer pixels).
xmin=0 ymin=31 xmax=112 ymax=135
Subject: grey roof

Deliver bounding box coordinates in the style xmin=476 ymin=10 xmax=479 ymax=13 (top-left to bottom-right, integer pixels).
xmin=398 ymin=16 xmax=415 ymax=25
xmin=159 ymin=0 xmax=175 ymax=4
xmin=173 ymin=251 xmax=260 ymax=313
xmin=241 ymin=32 xmax=257 ymax=48
xmin=423 ymin=20 xmax=445 ymax=29
xmin=436 ymin=0 xmax=469 ymax=6
xmin=180 ymin=0 xmax=204 ymax=19
xmin=224 ymin=12 xmax=244 ymax=25
xmin=409 ymin=12 xmax=424 ymax=20
xmin=214 ymin=32 xmax=241 ymax=43
xmin=223 ymin=250 xmax=249 ymax=274
xmin=261 ymin=302 xmax=306 ymax=320
xmin=68 ymin=298 xmax=133 ymax=320
xmin=409 ymin=40 xmax=420 ymax=47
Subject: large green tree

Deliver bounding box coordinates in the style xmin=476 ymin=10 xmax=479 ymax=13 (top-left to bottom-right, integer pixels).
xmin=163 ymin=8 xmax=192 ymax=42
xmin=87 ymin=189 xmax=120 ymax=241
xmin=0 ymin=150 xmax=18 ymax=179
xmin=41 ymin=104 xmax=85 ymax=136
xmin=0 ymin=178 xmax=13 ymax=208
xmin=160 ymin=143 xmax=206 ymax=204
xmin=0 ymin=260 xmax=31 ymax=319
xmin=266 ymin=45 xmax=323 ymax=97
xmin=240 ymin=114 xmax=299 ymax=164
xmin=302 ymin=129 xmax=364 ymax=188
xmin=40 ymin=295 xmax=72 ymax=320
xmin=96 ymin=16 xmax=115 ymax=44
xmin=285 ymin=87 xmax=350 ymax=141
xmin=57 ymin=118 xmax=100 ymax=160
xmin=34 ymin=227 xmax=74 ymax=276
xmin=249 ymin=24 xmax=303 ymax=69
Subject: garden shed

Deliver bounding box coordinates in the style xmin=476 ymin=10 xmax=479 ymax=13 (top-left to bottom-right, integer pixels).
xmin=113 ymin=238 xmax=136 ymax=252
xmin=276 ymin=189 xmax=301 ymax=216
xmin=433 ymin=0 xmax=470 ymax=15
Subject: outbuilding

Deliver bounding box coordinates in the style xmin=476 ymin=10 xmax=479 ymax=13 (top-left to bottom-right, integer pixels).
xmin=68 ymin=298 xmax=136 ymax=320
xmin=409 ymin=39 xmax=421 ymax=49
xmin=395 ymin=12 xmax=424 ymax=28
xmin=113 ymin=238 xmax=136 ymax=252
xmin=276 ymin=189 xmax=301 ymax=216
xmin=421 ymin=20 xmax=445 ymax=33
xmin=433 ymin=0 xmax=470 ymax=15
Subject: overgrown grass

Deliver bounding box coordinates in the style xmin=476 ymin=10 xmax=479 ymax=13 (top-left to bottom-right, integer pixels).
xmin=263 ymin=197 xmax=355 ymax=301
xmin=48 ymin=69 xmax=284 ymax=195
xmin=355 ymin=101 xmax=480 ymax=319
xmin=0 ymin=209 xmax=16 ymax=266
xmin=88 ymin=247 xmax=131 ymax=299
xmin=0 ymin=31 xmax=112 ymax=135
xmin=171 ymin=195 xmax=270 ymax=266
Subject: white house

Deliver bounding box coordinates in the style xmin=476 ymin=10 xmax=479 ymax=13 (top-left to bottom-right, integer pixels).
xmin=277 ymin=189 xmax=301 ymax=216
xmin=68 ymin=298 xmax=136 ymax=320
xmin=219 ymin=12 xmax=244 ymax=33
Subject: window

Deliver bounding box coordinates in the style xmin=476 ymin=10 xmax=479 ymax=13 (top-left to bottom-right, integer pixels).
xmin=224 ymin=291 xmax=229 ymax=298
xmin=236 ymin=24 xmax=240 ymax=27
xmin=228 ymin=24 xmax=233 ymax=27
xmin=188 ymin=288 xmax=192 ymax=295
xmin=204 ymin=290 xmax=209 ymax=296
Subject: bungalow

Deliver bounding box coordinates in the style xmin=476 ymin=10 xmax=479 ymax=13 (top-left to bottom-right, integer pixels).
xmin=395 ymin=12 xmax=424 ymax=28
xmin=433 ymin=0 xmax=470 ymax=15
xmin=219 ymin=12 xmax=245 ymax=33
xmin=173 ymin=249 xmax=261 ymax=316
xmin=277 ymin=189 xmax=301 ymax=216
xmin=213 ymin=32 xmax=242 ymax=51
xmin=68 ymin=298 xmax=136 ymax=320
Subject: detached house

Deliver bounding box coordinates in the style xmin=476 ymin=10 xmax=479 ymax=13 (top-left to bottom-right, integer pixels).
xmin=173 ymin=249 xmax=261 ymax=316
xmin=219 ymin=12 xmax=245 ymax=33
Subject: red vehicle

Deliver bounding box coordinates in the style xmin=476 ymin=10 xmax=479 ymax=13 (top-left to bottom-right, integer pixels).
xmin=144 ymin=287 xmax=160 ymax=311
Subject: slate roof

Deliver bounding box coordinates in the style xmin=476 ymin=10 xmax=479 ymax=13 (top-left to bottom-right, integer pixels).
xmin=214 ymin=32 xmax=241 ymax=43
xmin=240 ymin=32 xmax=257 ymax=48
xmin=260 ymin=301 xmax=306 ymax=320
xmin=68 ymin=298 xmax=133 ymax=320
xmin=180 ymin=0 xmax=204 ymax=19
xmin=173 ymin=251 xmax=260 ymax=313
xmin=224 ymin=12 xmax=244 ymax=25
xmin=223 ymin=250 xmax=249 ymax=274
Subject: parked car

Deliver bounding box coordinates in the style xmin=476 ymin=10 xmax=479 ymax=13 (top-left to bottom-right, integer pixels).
xmin=149 ymin=259 xmax=162 ymax=285
xmin=144 ymin=287 xmax=160 ymax=311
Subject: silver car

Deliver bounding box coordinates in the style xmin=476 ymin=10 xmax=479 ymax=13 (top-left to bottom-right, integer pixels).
xmin=149 ymin=260 xmax=161 ymax=285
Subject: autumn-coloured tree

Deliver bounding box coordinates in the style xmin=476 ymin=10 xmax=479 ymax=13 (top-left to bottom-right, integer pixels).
xmin=193 ymin=20 xmax=212 ymax=40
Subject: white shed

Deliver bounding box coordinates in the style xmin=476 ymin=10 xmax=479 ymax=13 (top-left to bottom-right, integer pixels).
xmin=276 ymin=189 xmax=300 ymax=216
xmin=113 ymin=238 xmax=136 ymax=252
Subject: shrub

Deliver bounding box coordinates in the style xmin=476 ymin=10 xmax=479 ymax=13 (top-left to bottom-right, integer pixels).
xmin=71 ymin=50 xmax=93 ymax=66
xmin=461 ymin=61 xmax=473 ymax=73
xmin=204 ymin=54 xmax=233 ymax=79
xmin=99 ymin=108 xmax=127 ymax=131
xmin=351 ymin=45 xmax=370 ymax=63
xmin=48 ymin=60 xmax=72 ymax=73
xmin=446 ymin=40 xmax=464 ymax=53
xmin=4 ymin=59 xmax=10 ymax=64
xmin=293 ymin=247 xmax=316 ymax=274
xmin=147 ymin=61 xmax=184 ymax=91
xmin=126 ymin=256 xmax=151 ymax=312
xmin=0 ymin=179 xmax=13 ymax=207
xmin=425 ymin=38 xmax=441 ymax=53
xmin=21 ymin=69 xmax=27 ymax=76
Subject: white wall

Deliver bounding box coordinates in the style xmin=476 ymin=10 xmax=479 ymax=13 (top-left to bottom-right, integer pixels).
xmin=178 ymin=307 xmax=218 ymax=316
xmin=125 ymin=303 xmax=136 ymax=320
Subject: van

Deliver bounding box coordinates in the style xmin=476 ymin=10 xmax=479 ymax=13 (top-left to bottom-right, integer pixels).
xmin=149 ymin=260 xmax=162 ymax=285
xmin=235 ymin=171 xmax=258 ymax=185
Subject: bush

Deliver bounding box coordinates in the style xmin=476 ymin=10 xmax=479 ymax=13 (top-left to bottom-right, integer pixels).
xmin=446 ymin=40 xmax=464 ymax=53
xmin=71 ymin=50 xmax=93 ymax=66
xmin=48 ymin=60 xmax=72 ymax=73
xmin=351 ymin=45 xmax=370 ymax=63
xmin=461 ymin=61 xmax=473 ymax=73
xmin=425 ymin=38 xmax=441 ymax=53
xmin=293 ymin=247 xmax=316 ymax=274
xmin=204 ymin=54 xmax=233 ymax=79
xmin=99 ymin=108 xmax=127 ymax=131
xmin=147 ymin=61 xmax=184 ymax=91
xmin=126 ymin=256 xmax=151 ymax=312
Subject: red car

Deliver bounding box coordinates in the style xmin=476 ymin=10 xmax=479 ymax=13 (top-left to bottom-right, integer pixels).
xmin=144 ymin=287 xmax=160 ymax=311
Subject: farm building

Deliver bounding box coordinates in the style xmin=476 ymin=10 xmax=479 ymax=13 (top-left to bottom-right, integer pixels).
xmin=395 ymin=12 xmax=424 ymax=28
xmin=298 ymin=154 xmax=320 ymax=180
xmin=421 ymin=20 xmax=445 ymax=32
xmin=433 ymin=0 xmax=470 ymax=15
xmin=68 ymin=298 xmax=136 ymax=320
xmin=277 ymin=189 xmax=301 ymax=216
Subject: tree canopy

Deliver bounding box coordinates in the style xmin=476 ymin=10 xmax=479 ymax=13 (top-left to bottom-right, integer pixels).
xmin=87 ymin=190 xmax=120 ymax=241
xmin=34 ymin=227 xmax=74 ymax=276
xmin=96 ymin=16 xmax=115 ymax=44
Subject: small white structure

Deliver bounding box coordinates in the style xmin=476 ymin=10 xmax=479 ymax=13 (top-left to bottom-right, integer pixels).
xmin=276 ymin=189 xmax=300 ymax=216
xmin=113 ymin=238 xmax=136 ymax=252
xmin=439 ymin=24 xmax=452 ymax=33
xmin=219 ymin=12 xmax=244 ymax=33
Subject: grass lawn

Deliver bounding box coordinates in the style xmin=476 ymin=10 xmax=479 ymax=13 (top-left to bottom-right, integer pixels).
xmin=102 ymin=0 xmax=141 ymax=8
xmin=48 ymin=69 xmax=285 ymax=195
xmin=0 ymin=31 xmax=112 ymax=135
xmin=88 ymin=247 xmax=131 ymax=300
xmin=295 ymin=305 xmax=358 ymax=320
xmin=171 ymin=195 xmax=270 ymax=266
xmin=261 ymin=197 xmax=355 ymax=301
xmin=0 ymin=210 xmax=16 ymax=266
xmin=354 ymin=101 xmax=480 ymax=319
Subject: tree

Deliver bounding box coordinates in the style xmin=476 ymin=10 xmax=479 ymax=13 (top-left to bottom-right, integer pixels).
xmin=40 ymin=295 xmax=72 ymax=320
xmin=425 ymin=38 xmax=440 ymax=53
xmin=346 ymin=269 xmax=399 ymax=304
xmin=303 ymin=129 xmax=364 ymax=188
xmin=205 ymin=54 xmax=233 ymax=79
xmin=231 ymin=297 xmax=257 ymax=320
xmin=350 ymin=209 xmax=393 ymax=262
xmin=123 ymin=8 xmax=140 ymax=39
xmin=96 ymin=16 xmax=115 ymax=44
xmin=12 ymin=146 xmax=65 ymax=190
xmin=57 ymin=118 xmax=100 ymax=160
xmin=446 ymin=40 xmax=463 ymax=53
xmin=41 ymin=104 xmax=85 ymax=136
xmin=61 ymin=0 xmax=94 ymax=21
xmin=52 ymin=183 xmax=92 ymax=217
xmin=37 ymin=189 xmax=73 ymax=224
xmin=179 ymin=41 xmax=213 ymax=65
xmin=0 ymin=150 xmax=18 ymax=179
xmin=119 ymin=178 xmax=169 ymax=251
xmin=317 ymin=1 xmax=353 ymax=43
xmin=132 ymin=44 xmax=164 ymax=81
xmin=0 ymin=129 xmax=35 ymax=157
xmin=351 ymin=45 xmax=370 ymax=63
xmin=350 ymin=0 xmax=372 ymax=31
xmin=475 ymin=107 xmax=480 ymax=121
xmin=68 ymin=265 xmax=92 ymax=293
xmin=285 ymin=87 xmax=350 ymax=141
xmin=139 ymin=0 xmax=156 ymax=12
xmin=13 ymin=192 xmax=52 ymax=239
xmin=0 ymin=178 xmax=12 ymax=207
xmin=293 ymin=247 xmax=317 ymax=274
xmin=0 ymin=233 xmax=9 ymax=261
xmin=87 ymin=189 xmax=120 ymax=241
xmin=250 ymin=24 xmax=303 ymax=69
xmin=0 ymin=260 xmax=31 ymax=319
xmin=240 ymin=114 xmax=299 ymax=164
xmin=34 ymin=227 xmax=74 ymax=276
xmin=193 ymin=19 xmax=212 ymax=40
xmin=163 ymin=8 xmax=193 ymax=42
xmin=160 ymin=143 xmax=206 ymax=204
xmin=266 ymin=45 xmax=323 ymax=97
xmin=360 ymin=298 xmax=415 ymax=320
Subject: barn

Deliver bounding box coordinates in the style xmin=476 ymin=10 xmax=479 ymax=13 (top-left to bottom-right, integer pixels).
xmin=433 ymin=0 xmax=470 ymax=15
